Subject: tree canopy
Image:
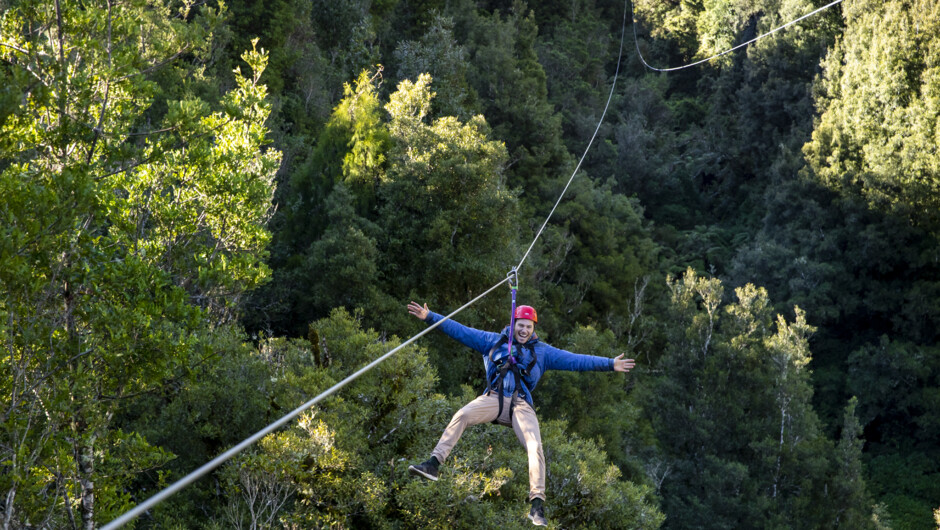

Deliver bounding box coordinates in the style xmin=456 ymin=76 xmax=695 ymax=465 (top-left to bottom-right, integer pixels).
xmin=3 ymin=0 xmax=939 ymax=528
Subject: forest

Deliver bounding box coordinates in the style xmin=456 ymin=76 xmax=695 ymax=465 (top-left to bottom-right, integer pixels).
xmin=2 ymin=0 xmax=939 ymax=528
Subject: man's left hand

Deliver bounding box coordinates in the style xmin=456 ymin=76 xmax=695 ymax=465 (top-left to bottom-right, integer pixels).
xmin=613 ymin=354 xmax=635 ymax=373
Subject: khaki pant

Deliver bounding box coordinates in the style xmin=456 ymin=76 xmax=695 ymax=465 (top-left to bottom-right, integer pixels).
xmin=430 ymin=392 xmax=546 ymax=501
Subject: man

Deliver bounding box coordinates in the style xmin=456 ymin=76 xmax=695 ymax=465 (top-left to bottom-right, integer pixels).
xmin=406 ymin=301 xmax=635 ymax=527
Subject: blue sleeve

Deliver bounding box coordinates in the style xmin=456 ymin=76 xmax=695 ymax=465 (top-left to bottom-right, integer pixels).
xmin=541 ymin=343 xmax=614 ymax=372
xmin=424 ymin=311 xmax=500 ymax=355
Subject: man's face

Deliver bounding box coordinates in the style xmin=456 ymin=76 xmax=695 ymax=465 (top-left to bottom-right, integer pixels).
xmin=513 ymin=319 xmax=535 ymax=344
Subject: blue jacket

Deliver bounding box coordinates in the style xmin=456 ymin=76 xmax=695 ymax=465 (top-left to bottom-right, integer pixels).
xmin=424 ymin=311 xmax=614 ymax=406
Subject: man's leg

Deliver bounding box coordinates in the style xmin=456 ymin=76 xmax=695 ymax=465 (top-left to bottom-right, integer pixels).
xmin=430 ymin=392 xmax=500 ymax=463
xmin=510 ymin=397 xmax=545 ymax=501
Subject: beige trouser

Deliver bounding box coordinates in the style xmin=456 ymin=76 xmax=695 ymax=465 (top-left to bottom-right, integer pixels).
xmin=430 ymin=391 xmax=546 ymax=501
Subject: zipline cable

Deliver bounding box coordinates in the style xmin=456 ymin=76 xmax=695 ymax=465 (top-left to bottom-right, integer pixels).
xmin=515 ymin=0 xmax=628 ymax=271
xmin=103 ymin=276 xmax=509 ymax=530
xmin=107 ymin=3 xmax=632 ymax=528
xmin=632 ymin=0 xmax=846 ymax=73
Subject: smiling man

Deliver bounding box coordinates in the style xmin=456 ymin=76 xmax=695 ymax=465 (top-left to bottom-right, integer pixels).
xmin=406 ymin=301 xmax=634 ymax=527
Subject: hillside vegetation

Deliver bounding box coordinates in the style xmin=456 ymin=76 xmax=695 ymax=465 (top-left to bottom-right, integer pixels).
xmin=2 ymin=0 xmax=938 ymax=528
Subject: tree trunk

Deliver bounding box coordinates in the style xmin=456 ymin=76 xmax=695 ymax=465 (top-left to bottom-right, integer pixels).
xmin=3 ymin=487 xmax=15 ymax=530
xmin=78 ymin=439 xmax=96 ymax=530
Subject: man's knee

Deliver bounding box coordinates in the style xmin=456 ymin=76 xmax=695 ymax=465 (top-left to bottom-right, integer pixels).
xmin=451 ymin=405 xmax=484 ymax=426
xmin=525 ymin=439 xmax=542 ymax=455
xmin=450 ymin=409 xmax=470 ymax=425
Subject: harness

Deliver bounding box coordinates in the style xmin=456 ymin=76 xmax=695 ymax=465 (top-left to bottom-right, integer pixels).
xmin=486 ymin=268 xmax=537 ymax=426
xmin=486 ymin=334 xmax=537 ymax=426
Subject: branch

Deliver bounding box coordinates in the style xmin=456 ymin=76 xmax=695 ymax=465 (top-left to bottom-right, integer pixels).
xmin=95 ymin=148 xmax=173 ymax=181
xmin=0 ymin=57 xmax=52 ymax=88
xmin=95 ymin=115 xmax=236 ymax=180
xmin=121 ymin=125 xmax=180 ymax=137
xmin=53 ymin=0 xmax=67 ymax=119
xmin=0 ymin=41 xmax=30 ymax=54
xmin=114 ymin=47 xmax=193 ymax=83
xmin=85 ymin=0 xmax=114 ymax=165
xmin=85 ymin=82 xmax=109 ymax=164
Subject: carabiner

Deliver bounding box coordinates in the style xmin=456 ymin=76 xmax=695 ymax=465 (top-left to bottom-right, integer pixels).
xmin=506 ymin=267 xmax=519 ymax=290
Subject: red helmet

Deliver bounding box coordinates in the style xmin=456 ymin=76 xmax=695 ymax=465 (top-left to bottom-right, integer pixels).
xmin=514 ymin=305 xmax=538 ymax=323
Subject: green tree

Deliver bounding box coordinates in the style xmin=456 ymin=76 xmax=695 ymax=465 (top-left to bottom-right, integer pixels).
xmin=535 ymin=1 xmax=613 ymax=157
xmin=804 ymin=0 xmax=940 ymax=229
xmin=833 ymin=397 xmax=877 ymax=528
xmin=729 ymin=154 xmax=940 ymax=529
xmin=530 ymin=177 xmax=661 ymax=339
xmin=254 ymin=70 xmax=517 ymax=342
xmin=847 ymin=338 xmax=940 ymax=529
xmin=627 ymin=0 xmax=840 ymax=234
xmin=394 ymin=14 xmax=479 ymax=119
xmin=456 ymin=0 xmax=571 ymax=196
xmin=800 ymin=1 xmax=940 ymax=525
xmin=376 ymin=73 xmax=520 ymax=386
xmin=251 ymin=69 xmax=390 ymax=336
xmin=114 ymin=327 xmax=275 ymax=528
xmin=380 ymin=73 xmax=515 ymax=300
xmin=0 ymin=0 xmax=279 ymax=525
xmin=535 ymin=324 xmax=654 ymax=482
xmin=215 ymin=309 xmax=437 ymax=527
xmin=445 ymin=1 xmax=666 ymax=342
xmin=279 ymin=68 xmax=390 ymax=252
xmin=643 ymin=269 xmax=873 ymax=528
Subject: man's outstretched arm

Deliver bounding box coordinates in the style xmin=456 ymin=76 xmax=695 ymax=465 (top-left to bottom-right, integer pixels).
xmin=407 ymin=301 xmax=498 ymax=354
xmin=543 ymin=344 xmax=635 ymax=373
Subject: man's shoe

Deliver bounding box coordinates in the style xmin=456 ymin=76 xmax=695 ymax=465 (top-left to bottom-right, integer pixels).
xmin=528 ymin=497 xmax=547 ymax=526
xmin=408 ymin=456 xmax=440 ymax=481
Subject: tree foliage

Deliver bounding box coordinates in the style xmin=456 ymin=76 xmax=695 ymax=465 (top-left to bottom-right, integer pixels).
xmin=143 ymin=309 xmax=664 ymax=528
xmin=4 ymin=0 xmax=938 ymax=527
xmin=0 ymin=0 xmax=278 ymax=526
xmin=805 ymin=0 xmax=940 ymax=229
xmin=643 ymin=269 xmax=875 ymax=528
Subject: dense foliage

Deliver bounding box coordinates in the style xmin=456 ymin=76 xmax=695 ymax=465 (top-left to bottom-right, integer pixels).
xmin=2 ymin=0 xmax=938 ymax=528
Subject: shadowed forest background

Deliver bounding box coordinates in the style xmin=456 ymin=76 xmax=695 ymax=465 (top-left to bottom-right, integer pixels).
xmin=2 ymin=0 xmax=940 ymax=528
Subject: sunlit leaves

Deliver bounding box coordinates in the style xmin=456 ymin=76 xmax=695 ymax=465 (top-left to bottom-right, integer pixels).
xmin=805 ymin=0 xmax=940 ymax=228
xmin=0 ymin=0 xmax=279 ymax=525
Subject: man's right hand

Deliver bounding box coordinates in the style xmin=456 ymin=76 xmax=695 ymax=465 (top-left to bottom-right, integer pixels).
xmin=408 ymin=301 xmax=430 ymax=321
